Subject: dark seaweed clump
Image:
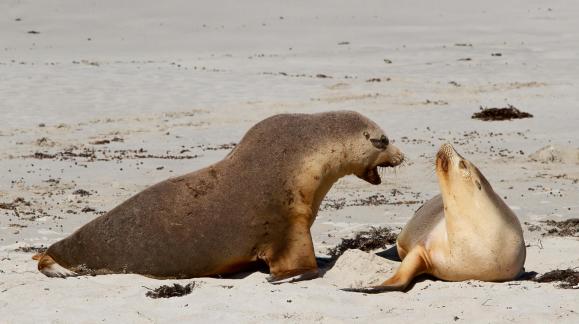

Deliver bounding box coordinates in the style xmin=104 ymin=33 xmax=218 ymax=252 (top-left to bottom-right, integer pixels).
xmin=541 ymin=219 xmax=579 ymax=237
xmin=472 ymin=105 xmax=533 ymax=121
xmin=14 ymin=245 xmax=47 ymax=253
xmin=73 ymin=189 xmax=91 ymax=197
xmin=0 ymin=197 xmax=30 ymax=210
xmin=145 ymin=283 xmax=196 ymax=298
xmin=532 ymin=269 xmax=579 ymax=289
xmin=327 ymin=226 xmax=398 ymax=259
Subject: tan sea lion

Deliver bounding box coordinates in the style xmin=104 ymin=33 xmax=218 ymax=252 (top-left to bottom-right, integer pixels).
xmin=35 ymin=111 xmax=405 ymax=283
xmin=345 ymin=143 xmax=526 ymax=293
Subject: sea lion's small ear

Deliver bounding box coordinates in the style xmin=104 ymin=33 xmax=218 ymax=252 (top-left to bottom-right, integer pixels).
xmin=475 ymin=180 xmax=482 ymax=190
xmin=370 ymin=135 xmax=389 ymax=149
xmin=363 ymin=131 xmax=370 ymax=139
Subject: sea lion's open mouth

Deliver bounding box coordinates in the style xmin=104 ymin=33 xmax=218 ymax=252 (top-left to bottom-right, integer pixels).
xmin=359 ymin=162 xmax=397 ymax=185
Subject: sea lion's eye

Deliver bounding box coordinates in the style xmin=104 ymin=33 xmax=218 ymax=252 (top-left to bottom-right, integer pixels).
xmin=363 ymin=131 xmax=370 ymax=139
xmin=370 ymin=135 xmax=389 ymax=149
xmin=475 ymin=180 xmax=482 ymax=190
xmin=459 ymin=160 xmax=467 ymax=170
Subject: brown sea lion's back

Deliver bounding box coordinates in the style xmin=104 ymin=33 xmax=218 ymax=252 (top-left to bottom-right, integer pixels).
xmin=47 ymin=164 xmax=262 ymax=277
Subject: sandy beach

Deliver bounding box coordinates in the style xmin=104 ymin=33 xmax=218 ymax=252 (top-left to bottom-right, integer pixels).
xmin=1 ymin=0 xmax=578 ymax=323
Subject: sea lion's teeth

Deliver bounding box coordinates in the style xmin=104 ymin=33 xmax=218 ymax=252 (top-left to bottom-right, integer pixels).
xmin=378 ymin=166 xmax=386 ymax=179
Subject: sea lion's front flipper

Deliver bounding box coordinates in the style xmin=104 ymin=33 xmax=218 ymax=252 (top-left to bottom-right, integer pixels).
xmin=265 ymin=217 xmax=319 ymax=284
xmin=342 ymin=246 xmax=430 ymax=293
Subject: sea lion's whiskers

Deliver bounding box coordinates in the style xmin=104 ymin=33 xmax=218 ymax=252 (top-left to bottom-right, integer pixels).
xmin=379 ymin=153 xmax=408 ymax=177
xmin=379 ymin=166 xmax=387 ymax=179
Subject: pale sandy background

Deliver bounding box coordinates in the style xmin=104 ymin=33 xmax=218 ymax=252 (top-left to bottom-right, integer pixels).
xmin=0 ymin=0 xmax=578 ymax=323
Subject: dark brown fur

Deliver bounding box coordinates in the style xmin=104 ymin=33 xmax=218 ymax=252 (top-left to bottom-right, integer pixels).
xmin=42 ymin=111 xmax=403 ymax=280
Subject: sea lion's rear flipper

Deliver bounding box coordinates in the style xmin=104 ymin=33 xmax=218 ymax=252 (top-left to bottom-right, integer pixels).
xmin=265 ymin=218 xmax=319 ymax=284
xmin=267 ymin=268 xmax=319 ymax=284
xmin=342 ymin=246 xmax=430 ymax=294
xmin=37 ymin=254 xmax=77 ymax=278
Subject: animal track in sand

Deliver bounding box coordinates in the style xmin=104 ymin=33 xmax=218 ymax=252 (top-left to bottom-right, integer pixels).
xmin=311 ymin=93 xmax=380 ymax=103
xmin=470 ymin=81 xmax=547 ymax=93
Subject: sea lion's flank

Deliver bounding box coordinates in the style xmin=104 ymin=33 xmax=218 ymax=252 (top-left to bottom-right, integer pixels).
xmin=344 ymin=143 xmax=526 ymax=293
xmin=36 ymin=111 xmax=405 ymax=283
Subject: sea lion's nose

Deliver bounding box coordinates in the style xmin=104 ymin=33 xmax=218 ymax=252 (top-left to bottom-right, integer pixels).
xmin=437 ymin=151 xmax=449 ymax=172
xmin=439 ymin=143 xmax=455 ymax=154
xmin=385 ymin=144 xmax=404 ymax=167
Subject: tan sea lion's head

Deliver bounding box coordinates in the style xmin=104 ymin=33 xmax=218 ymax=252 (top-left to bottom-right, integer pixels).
xmin=435 ymin=143 xmax=495 ymax=212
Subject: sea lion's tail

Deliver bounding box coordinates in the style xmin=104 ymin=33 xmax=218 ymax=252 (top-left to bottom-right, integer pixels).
xmin=35 ymin=253 xmax=77 ymax=278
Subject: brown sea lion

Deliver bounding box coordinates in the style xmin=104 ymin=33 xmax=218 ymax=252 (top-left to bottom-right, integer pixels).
xmin=344 ymin=143 xmax=526 ymax=293
xmin=36 ymin=111 xmax=405 ymax=282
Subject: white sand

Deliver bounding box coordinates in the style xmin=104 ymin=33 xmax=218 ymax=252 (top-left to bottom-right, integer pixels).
xmin=1 ymin=0 xmax=578 ymax=323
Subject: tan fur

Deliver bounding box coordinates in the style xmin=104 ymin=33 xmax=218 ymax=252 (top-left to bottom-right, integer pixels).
xmin=37 ymin=254 xmax=55 ymax=270
xmin=346 ymin=144 xmax=526 ymax=293
xmin=38 ymin=111 xmax=404 ymax=282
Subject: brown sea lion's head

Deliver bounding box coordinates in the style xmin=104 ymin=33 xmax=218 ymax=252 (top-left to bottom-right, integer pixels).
xmin=341 ymin=112 xmax=405 ymax=185
xmin=228 ymin=110 xmax=404 ymax=185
